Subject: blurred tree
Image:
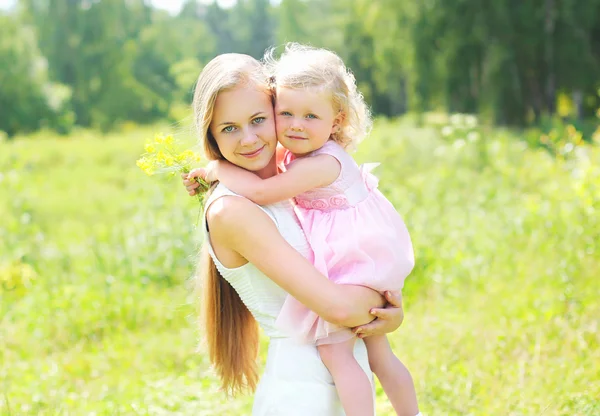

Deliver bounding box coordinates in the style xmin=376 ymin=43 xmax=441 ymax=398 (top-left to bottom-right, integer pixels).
xmin=203 ymin=1 xmax=238 ymax=55
xmin=2 ymin=0 xmax=598 ymax=134
xmin=0 ymin=14 xmax=73 ymax=136
xmin=276 ymin=0 xmax=309 ymax=44
xmin=245 ymin=0 xmax=274 ymax=59
xmin=19 ymin=0 xmax=215 ymax=130
xmin=21 ymin=0 xmax=151 ymax=128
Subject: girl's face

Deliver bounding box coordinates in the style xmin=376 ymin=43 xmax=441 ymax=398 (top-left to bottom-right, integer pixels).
xmin=274 ymin=86 xmax=342 ymax=156
xmin=209 ymin=84 xmax=277 ymax=174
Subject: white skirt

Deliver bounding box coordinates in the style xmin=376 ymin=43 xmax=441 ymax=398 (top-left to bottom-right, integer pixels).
xmin=252 ymin=337 xmax=375 ymax=415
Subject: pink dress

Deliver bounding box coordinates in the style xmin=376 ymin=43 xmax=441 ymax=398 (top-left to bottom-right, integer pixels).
xmin=276 ymin=140 xmax=415 ymax=345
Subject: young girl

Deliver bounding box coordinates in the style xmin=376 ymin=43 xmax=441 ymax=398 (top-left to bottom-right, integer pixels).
xmin=199 ymin=44 xmax=420 ymax=416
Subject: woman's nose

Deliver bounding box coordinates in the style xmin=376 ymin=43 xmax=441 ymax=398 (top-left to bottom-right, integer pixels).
xmin=240 ymin=129 xmax=258 ymax=146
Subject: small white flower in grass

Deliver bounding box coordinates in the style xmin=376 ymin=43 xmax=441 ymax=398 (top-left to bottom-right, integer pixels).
xmin=464 ymin=115 xmax=478 ymax=128
xmin=453 ymin=139 xmax=466 ymax=149
xmin=434 ymin=145 xmax=447 ymax=157
xmin=441 ymin=126 xmax=454 ymax=137
xmin=467 ymin=131 xmax=479 ymax=142
xmin=450 ymin=114 xmax=463 ymax=126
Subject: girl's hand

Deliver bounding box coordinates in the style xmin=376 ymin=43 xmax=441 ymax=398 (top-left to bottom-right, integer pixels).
xmin=352 ymin=291 xmax=404 ymax=338
xmin=182 ymin=163 xmax=219 ymax=196
xmin=181 ymin=168 xmax=207 ymax=196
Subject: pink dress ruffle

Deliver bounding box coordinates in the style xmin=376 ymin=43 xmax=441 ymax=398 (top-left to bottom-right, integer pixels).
xmin=275 ymin=141 xmax=415 ymax=345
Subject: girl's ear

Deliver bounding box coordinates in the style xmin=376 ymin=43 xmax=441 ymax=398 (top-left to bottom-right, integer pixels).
xmin=331 ymin=111 xmax=346 ymax=134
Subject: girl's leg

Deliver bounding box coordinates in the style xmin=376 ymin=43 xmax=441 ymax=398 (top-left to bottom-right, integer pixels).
xmin=318 ymin=338 xmax=374 ymax=416
xmin=364 ymin=335 xmax=419 ymax=416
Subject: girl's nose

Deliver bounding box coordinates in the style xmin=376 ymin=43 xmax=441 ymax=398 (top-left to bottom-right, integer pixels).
xmin=290 ymin=119 xmax=304 ymax=132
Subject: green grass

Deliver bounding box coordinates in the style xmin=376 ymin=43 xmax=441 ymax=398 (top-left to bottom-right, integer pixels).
xmin=1 ymin=118 xmax=599 ymax=415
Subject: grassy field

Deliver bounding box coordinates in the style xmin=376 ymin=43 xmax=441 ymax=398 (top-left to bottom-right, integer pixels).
xmin=1 ymin=117 xmax=599 ymax=415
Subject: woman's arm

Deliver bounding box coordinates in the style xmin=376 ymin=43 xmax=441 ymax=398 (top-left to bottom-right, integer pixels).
xmin=207 ymin=195 xmax=384 ymax=327
xmin=211 ymin=154 xmax=340 ymax=205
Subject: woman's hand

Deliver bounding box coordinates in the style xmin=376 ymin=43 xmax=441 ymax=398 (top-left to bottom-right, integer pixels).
xmin=352 ymin=291 xmax=404 ymax=338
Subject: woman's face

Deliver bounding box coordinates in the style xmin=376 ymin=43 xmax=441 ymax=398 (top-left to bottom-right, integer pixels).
xmin=209 ymin=84 xmax=277 ymax=173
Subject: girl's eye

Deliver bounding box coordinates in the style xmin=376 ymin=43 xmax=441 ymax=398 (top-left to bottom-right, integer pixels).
xmin=222 ymin=125 xmax=236 ymax=133
xmin=280 ymin=111 xmax=292 ymax=116
xmin=306 ymin=114 xmax=317 ymax=119
xmin=252 ymin=117 xmax=266 ymax=124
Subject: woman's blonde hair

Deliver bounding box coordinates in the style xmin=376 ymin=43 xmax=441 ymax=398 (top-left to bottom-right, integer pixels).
xmin=265 ymin=43 xmax=372 ymax=151
xmin=191 ymin=53 xmax=269 ymax=396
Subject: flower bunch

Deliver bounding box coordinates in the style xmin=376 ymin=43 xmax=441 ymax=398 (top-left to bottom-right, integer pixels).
xmin=136 ymin=133 xmax=209 ymax=206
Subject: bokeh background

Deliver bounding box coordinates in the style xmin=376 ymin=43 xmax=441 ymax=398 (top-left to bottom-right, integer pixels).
xmin=1 ymin=0 xmax=599 ymax=414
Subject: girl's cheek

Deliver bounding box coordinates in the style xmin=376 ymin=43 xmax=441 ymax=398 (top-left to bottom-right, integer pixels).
xmin=275 ymin=118 xmax=286 ymax=132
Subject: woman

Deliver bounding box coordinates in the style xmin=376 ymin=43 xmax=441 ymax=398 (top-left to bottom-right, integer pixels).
xmin=183 ymin=52 xmax=405 ymax=415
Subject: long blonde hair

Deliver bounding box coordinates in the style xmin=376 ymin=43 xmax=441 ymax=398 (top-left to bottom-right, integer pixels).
xmin=192 ymin=53 xmax=268 ymax=396
xmin=265 ymin=43 xmax=372 ymax=151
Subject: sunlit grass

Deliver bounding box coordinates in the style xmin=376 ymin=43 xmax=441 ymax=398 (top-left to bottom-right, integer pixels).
xmin=1 ymin=119 xmax=598 ymax=415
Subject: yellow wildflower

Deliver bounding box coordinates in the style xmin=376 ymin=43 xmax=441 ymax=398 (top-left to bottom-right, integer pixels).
xmin=136 ymin=132 xmax=207 ymax=202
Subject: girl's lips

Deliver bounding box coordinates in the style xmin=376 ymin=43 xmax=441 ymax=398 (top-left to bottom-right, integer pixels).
xmin=287 ymin=135 xmax=308 ymax=140
xmin=239 ymin=145 xmax=265 ymax=158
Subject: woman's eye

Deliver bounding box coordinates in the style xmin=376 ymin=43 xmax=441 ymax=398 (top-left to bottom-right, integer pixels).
xmin=222 ymin=125 xmax=236 ymax=133
xmin=252 ymin=117 xmax=266 ymax=124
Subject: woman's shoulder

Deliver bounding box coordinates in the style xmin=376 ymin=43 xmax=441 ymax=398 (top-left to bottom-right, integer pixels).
xmin=205 ymin=183 xmax=281 ymax=230
xmin=204 ymin=185 xmax=252 ymax=227
xmin=206 ymin=185 xmax=255 ymax=217
xmin=205 ymin=183 xmax=240 ymax=204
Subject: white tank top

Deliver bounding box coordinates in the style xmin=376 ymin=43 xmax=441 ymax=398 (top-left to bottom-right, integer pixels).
xmin=203 ymin=183 xmax=311 ymax=338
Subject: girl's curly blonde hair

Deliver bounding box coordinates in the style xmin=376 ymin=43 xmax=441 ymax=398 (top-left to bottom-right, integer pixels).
xmin=264 ymin=43 xmax=372 ymax=151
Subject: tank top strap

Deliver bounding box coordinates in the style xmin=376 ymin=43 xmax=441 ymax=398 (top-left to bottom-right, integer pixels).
xmin=310 ymin=140 xmax=349 ymax=162
xmin=203 ymin=183 xmax=278 ymax=233
xmin=310 ymin=140 xmax=360 ymax=186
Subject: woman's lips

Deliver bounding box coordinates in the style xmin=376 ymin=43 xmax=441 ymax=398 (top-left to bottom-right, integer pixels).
xmin=239 ymin=145 xmax=265 ymax=158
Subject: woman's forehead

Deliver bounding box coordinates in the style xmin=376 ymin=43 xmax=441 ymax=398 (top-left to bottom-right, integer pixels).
xmin=213 ymin=86 xmax=273 ymax=121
